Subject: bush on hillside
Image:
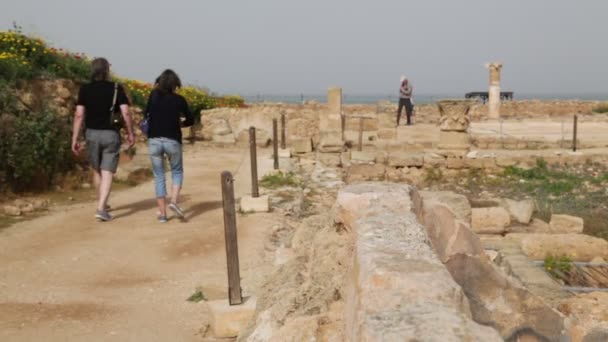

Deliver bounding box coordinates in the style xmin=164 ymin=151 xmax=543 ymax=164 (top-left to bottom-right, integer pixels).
xmin=0 ymin=109 xmax=74 ymax=191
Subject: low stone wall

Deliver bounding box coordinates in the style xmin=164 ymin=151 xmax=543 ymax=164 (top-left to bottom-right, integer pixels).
xmin=335 ymin=183 xmax=502 ymax=341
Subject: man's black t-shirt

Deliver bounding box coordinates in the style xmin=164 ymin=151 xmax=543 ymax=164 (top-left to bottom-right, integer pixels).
xmin=77 ymin=80 xmax=129 ymax=130
xmin=146 ymin=90 xmax=194 ymax=144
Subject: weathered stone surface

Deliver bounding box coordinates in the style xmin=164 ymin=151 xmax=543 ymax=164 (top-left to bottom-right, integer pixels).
xmin=327 ymin=87 xmax=342 ymax=114
xmin=344 ymin=164 xmax=385 ymax=184
xmin=1 ymin=205 xmax=21 ymax=216
xmin=240 ymin=195 xmax=270 ymax=213
xmin=446 ymin=157 xmax=466 ymax=169
xmin=471 ymin=207 xmax=510 ymax=234
xmin=507 ymin=218 xmax=551 ymax=234
xmin=502 ymin=198 xmax=534 ymax=224
xmin=317 ymin=132 xmax=344 ymax=153
xmin=387 ymin=152 xmax=424 ymax=167
xmin=420 ymin=191 xmax=472 ymax=222
xmin=438 ymin=131 xmax=470 ymax=150
xmin=336 ymin=183 xmax=502 ymax=341
xmin=212 ymin=133 xmax=236 ymax=144
xmin=445 ymin=254 xmax=568 ymax=341
xmin=558 ymin=292 xmax=608 ymax=342
xmin=377 ymin=128 xmax=396 ymax=140
xmin=437 ymin=99 xmax=474 ymax=132
xmin=292 ymin=138 xmax=312 ymax=154
xmin=550 ymin=214 xmax=584 ymax=233
xmin=208 ymin=297 xmax=257 ymax=338
xmin=423 ymin=153 xmax=447 ymax=167
xmin=421 ymin=203 xmax=485 ymax=262
xmin=506 ymin=233 xmax=608 ymax=261
xmin=350 ymin=151 xmax=376 ymax=163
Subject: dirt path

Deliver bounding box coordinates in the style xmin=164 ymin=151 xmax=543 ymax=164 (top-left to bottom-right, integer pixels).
xmin=0 ymin=145 xmax=276 ymax=341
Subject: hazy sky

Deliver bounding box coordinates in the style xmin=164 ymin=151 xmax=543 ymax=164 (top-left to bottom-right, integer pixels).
xmin=2 ymin=0 xmax=608 ymax=96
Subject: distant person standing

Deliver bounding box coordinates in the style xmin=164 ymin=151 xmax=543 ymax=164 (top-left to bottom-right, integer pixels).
xmin=397 ymin=76 xmax=414 ymax=126
xmin=146 ymin=69 xmax=194 ymax=223
xmin=71 ymin=57 xmax=135 ymax=222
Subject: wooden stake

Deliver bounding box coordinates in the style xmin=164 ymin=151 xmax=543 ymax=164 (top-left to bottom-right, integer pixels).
xmin=221 ymin=171 xmax=243 ymax=305
xmin=273 ymin=118 xmax=279 ymax=170
xmin=249 ymin=127 xmax=259 ymax=197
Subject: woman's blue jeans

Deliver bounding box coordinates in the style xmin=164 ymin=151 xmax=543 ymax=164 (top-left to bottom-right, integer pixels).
xmin=148 ymin=137 xmax=183 ymax=198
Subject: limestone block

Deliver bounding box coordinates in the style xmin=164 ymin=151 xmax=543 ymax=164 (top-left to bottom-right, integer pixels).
xmin=507 ymin=218 xmax=551 ymax=234
xmin=350 ymin=151 xmax=376 ymax=164
xmin=423 ymin=153 xmax=446 ymax=167
xmin=327 ymin=87 xmax=342 ymax=114
xmin=278 ymin=148 xmax=291 ymax=158
xmin=387 ymin=152 xmax=424 ymax=167
xmin=420 ymin=191 xmax=472 ymax=222
xmin=344 ymin=116 xmax=378 ymax=131
xmin=466 ymin=157 xmax=497 ymax=169
xmin=316 ymin=152 xmax=341 ymax=167
xmin=437 ymin=99 xmax=474 ymax=131
xmin=506 ymin=233 xmax=608 ymax=261
xmin=344 ymin=164 xmax=385 ymax=184
xmin=240 ymin=195 xmax=270 ymax=213
xmin=446 ymin=254 xmax=568 ymax=341
xmin=421 ymin=203 xmax=485 ymax=262
xmin=446 ymin=157 xmax=466 ymax=169
xmin=208 ymin=296 xmax=257 ymax=338
xmin=292 ymin=138 xmax=312 ymax=154
xmin=558 ymin=292 xmax=608 ymax=342
xmin=438 ymin=131 xmax=470 ymax=150
xmin=471 ymin=207 xmax=510 ymax=234
xmin=496 ymin=156 xmax=518 ymax=167
xmin=318 ymin=132 xmax=344 ymax=153
xmin=319 ymin=113 xmax=342 ymax=133
xmin=549 ymin=214 xmax=584 ymax=233
xmin=502 ymin=198 xmax=535 ymax=224
xmin=1 ymin=205 xmax=21 ymax=216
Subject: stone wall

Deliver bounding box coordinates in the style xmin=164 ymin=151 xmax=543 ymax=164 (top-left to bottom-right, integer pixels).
xmin=335 ymin=183 xmax=503 ymax=341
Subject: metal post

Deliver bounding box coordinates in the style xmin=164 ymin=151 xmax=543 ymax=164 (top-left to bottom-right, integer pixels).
xmin=280 ymin=113 xmax=286 ymax=150
xmin=358 ymin=117 xmax=364 ymax=151
xmin=273 ymin=119 xmax=279 ymax=170
xmin=573 ymin=115 xmax=578 ymax=152
xmin=221 ymin=171 xmax=243 ymax=306
xmin=249 ymin=127 xmax=259 ymax=197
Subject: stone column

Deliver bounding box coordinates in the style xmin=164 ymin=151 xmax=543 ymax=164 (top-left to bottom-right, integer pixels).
xmin=437 ymin=99 xmax=474 ymax=150
xmin=486 ymin=62 xmax=502 ymax=119
xmin=318 ymin=87 xmax=344 ymax=153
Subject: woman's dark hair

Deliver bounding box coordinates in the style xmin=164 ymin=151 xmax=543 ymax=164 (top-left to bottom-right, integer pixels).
xmin=158 ymin=69 xmax=182 ymax=93
xmin=91 ymin=57 xmax=110 ymax=81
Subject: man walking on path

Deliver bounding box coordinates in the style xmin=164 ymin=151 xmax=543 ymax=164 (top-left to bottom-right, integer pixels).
xmin=397 ymin=76 xmax=414 ymax=126
xmin=70 ymin=57 xmax=135 ymax=221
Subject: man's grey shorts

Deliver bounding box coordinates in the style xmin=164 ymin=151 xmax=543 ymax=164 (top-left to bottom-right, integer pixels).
xmin=85 ymin=129 xmax=121 ymax=173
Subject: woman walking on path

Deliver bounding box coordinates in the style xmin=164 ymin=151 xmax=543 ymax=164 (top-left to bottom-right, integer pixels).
xmin=397 ymin=76 xmax=414 ymax=126
xmin=71 ymin=57 xmax=135 ymax=222
xmin=146 ymin=69 xmax=194 ymax=223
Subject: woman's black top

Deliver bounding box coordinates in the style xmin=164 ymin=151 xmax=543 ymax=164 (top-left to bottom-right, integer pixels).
xmin=146 ymin=89 xmax=194 ymax=144
xmin=77 ymin=80 xmax=129 ymax=130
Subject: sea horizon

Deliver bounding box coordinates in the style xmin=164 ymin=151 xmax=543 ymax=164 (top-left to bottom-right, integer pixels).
xmin=239 ymin=93 xmax=608 ymax=105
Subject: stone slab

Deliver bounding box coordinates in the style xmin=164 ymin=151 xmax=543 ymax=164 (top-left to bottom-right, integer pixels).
xmin=278 ymin=148 xmax=291 ymax=158
xmin=350 ymin=151 xmax=376 ymax=163
xmin=240 ymin=195 xmax=270 ymax=213
xmin=292 ymin=138 xmax=312 ymax=154
xmin=208 ymin=296 xmax=257 ymax=338
xmin=438 ymin=131 xmax=470 ymax=150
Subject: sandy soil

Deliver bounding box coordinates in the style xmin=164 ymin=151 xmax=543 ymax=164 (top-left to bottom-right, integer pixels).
xmin=0 ymin=145 xmax=276 ymax=342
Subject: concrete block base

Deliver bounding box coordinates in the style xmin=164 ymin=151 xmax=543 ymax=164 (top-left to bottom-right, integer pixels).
xmin=208 ymin=296 xmax=257 ymax=338
xmin=278 ymin=148 xmax=291 ymax=158
xmin=240 ymin=195 xmax=270 ymax=213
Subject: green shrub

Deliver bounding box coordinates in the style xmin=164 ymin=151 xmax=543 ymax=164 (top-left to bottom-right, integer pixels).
xmin=543 ymin=254 xmax=573 ymax=278
xmin=0 ymin=110 xmax=74 ymax=191
xmin=592 ymin=103 xmax=608 ymax=114
xmin=260 ymin=171 xmax=299 ymax=189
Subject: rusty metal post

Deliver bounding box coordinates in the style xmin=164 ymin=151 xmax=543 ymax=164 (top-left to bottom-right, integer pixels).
xmin=249 ymin=127 xmax=259 ymax=197
xmin=273 ymin=119 xmax=279 ymax=170
xmin=358 ymin=117 xmax=364 ymax=151
xmin=573 ymin=115 xmax=578 ymax=152
xmin=280 ymin=113 xmax=286 ymax=150
xmin=221 ymin=171 xmax=243 ymax=305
